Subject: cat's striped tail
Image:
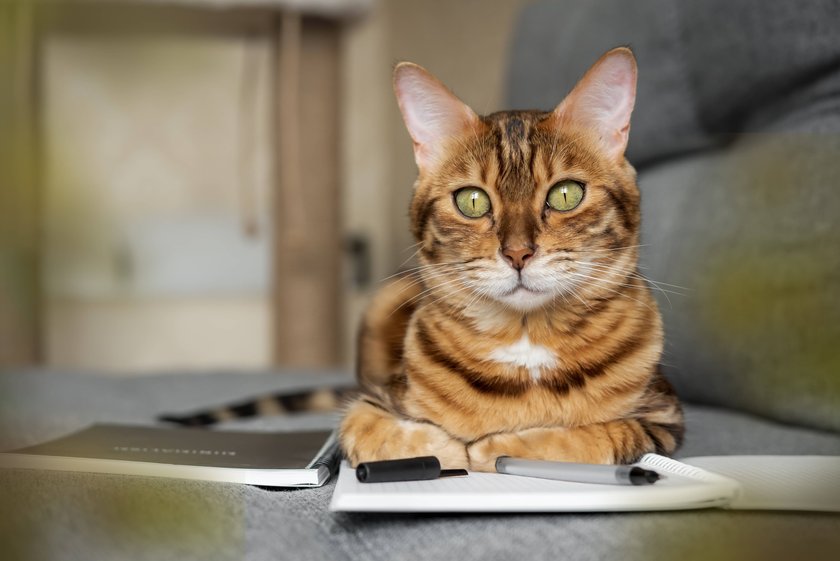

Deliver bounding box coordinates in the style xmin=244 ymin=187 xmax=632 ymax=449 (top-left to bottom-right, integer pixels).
xmin=158 ymin=386 xmax=357 ymax=427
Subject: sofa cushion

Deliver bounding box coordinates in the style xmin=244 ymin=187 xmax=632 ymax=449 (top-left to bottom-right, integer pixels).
xmin=638 ymin=129 xmax=840 ymax=433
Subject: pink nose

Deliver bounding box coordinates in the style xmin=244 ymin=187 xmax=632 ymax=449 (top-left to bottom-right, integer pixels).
xmin=502 ymin=245 xmax=535 ymax=270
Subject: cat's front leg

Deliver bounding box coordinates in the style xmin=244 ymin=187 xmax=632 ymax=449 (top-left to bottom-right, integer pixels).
xmin=466 ymin=417 xmax=682 ymax=472
xmin=340 ymin=399 xmax=469 ymax=469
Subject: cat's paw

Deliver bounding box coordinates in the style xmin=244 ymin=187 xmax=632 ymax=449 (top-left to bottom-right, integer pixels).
xmin=340 ymin=400 xmax=468 ymax=469
xmin=466 ymin=429 xmax=557 ymax=472
xmin=466 ymin=434 xmax=510 ymax=472
xmin=415 ymin=423 xmax=470 ymax=470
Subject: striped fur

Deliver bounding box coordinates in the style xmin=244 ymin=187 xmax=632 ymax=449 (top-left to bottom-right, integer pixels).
xmin=340 ymin=48 xmax=684 ymax=471
xmin=159 ymin=387 xmax=354 ymax=427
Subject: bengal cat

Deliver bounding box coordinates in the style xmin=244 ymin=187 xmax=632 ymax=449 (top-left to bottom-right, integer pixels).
xmin=161 ymin=48 xmax=684 ymax=472
xmin=340 ymin=47 xmax=684 ymax=471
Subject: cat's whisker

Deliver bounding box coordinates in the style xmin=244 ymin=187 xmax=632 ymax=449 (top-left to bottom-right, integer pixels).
xmin=457 ymin=282 xmax=492 ymax=320
xmin=387 ymin=269 xmax=462 ymax=298
xmin=453 ymin=282 xmax=480 ymax=317
xmin=562 ymin=274 xmax=664 ymax=307
xmin=422 ymin=281 xmax=478 ymax=312
xmin=576 ymin=261 xmax=690 ymax=291
xmin=576 ymin=259 xmax=683 ymax=284
xmin=377 ymin=261 xmax=472 ymax=283
xmin=381 ymin=266 xmax=474 ymax=298
xmin=393 ymin=274 xmax=470 ymax=312
xmin=387 ymin=276 xmax=459 ymax=310
xmin=555 ymin=280 xmax=592 ymax=311
xmin=570 ymin=288 xmax=593 ymax=311
xmin=450 ymin=286 xmax=485 ymax=314
xmin=395 ymin=243 xmax=425 ymax=270
xmin=564 ymin=273 xmax=638 ymax=291
xmin=565 ymin=272 xmax=657 ymax=313
xmin=585 ymin=243 xmax=648 ymax=253
xmin=576 ymin=262 xmax=689 ymax=300
xmin=572 ymin=268 xmax=678 ymax=310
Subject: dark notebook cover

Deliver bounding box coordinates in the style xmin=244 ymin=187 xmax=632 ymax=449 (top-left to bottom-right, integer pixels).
xmin=0 ymin=424 xmax=339 ymax=487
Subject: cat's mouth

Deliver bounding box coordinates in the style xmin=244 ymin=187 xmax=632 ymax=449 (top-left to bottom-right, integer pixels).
xmin=504 ymin=282 xmax=542 ymax=296
xmin=494 ymin=280 xmax=556 ymax=311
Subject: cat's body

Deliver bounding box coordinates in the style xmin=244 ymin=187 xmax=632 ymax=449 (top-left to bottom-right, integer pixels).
xmin=341 ymin=49 xmax=683 ymax=471
xmin=162 ymin=48 xmax=684 ymax=471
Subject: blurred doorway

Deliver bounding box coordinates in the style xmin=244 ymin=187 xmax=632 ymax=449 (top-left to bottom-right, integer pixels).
xmin=2 ymin=3 xmax=345 ymax=373
xmin=42 ymin=30 xmax=274 ymax=373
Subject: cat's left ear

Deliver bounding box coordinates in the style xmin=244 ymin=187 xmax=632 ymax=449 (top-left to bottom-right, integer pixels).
xmin=393 ymin=62 xmax=480 ymax=171
xmin=553 ymin=47 xmax=637 ymax=160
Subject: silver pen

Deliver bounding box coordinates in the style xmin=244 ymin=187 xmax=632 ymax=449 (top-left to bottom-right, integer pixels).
xmin=495 ymin=456 xmax=660 ymax=486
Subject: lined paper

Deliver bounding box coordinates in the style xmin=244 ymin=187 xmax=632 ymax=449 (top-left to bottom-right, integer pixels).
xmin=329 ymin=455 xmax=739 ymax=513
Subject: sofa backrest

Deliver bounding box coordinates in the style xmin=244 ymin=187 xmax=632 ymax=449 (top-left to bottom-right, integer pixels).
xmin=506 ymin=0 xmax=840 ymax=433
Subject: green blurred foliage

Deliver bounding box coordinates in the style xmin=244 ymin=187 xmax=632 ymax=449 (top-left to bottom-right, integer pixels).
xmin=0 ymin=471 xmax=245 ymax=561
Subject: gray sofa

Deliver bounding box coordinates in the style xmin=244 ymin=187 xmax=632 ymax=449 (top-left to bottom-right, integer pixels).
xmin=2 ymin=1 xmax=840 ymax=559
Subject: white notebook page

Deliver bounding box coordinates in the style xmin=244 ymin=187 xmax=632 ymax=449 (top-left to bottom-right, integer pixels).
xmin=329 ymin=454 xmax=739 ymax=513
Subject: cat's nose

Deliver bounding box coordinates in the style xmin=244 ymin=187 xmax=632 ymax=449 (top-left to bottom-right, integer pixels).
xmin=501 ymin=245 xmax=535 ymax=271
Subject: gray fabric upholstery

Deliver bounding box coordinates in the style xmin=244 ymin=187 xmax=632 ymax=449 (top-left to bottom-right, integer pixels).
xmin=507 ymin=0 xmax=714 ymax=166
xmin=507 ymin=0 xmax=840 ymax=164
xmin=2 ymin=370 xmax=839 ymax=561
xmin=677 ymin=0 xmax=840 ymax=135
xmin=507 ymin=0 xmax=840 ymax=432
xmin=639 ymin=131 xmax=840 ymax=433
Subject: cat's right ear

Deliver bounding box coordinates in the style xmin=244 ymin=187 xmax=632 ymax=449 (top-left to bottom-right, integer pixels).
xmin=393 ymin=62 xmax=479 ymax=172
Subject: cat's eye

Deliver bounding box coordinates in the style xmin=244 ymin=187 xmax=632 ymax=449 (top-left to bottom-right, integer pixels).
xmin=546 ymin=180 xmax=585 ymax=212
xmin=454 ymin=187 xmax=491 ymax=218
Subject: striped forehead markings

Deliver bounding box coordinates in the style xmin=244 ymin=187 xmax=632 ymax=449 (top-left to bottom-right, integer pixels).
xmin=504 ymin=117 xmax=526 ymax=145
xmin=495 ymin=116 xmax=535 ymax=199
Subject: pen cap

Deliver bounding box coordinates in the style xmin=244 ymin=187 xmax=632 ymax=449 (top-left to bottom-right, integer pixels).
xmin=356 ymin=456 xmax=441 ymax=483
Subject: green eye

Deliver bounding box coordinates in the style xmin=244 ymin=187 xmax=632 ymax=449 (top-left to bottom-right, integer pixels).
xmin=546 ymin=180 xmax=585 ymax=211
xmin=454 ymin=187 xmax=491 ymax=218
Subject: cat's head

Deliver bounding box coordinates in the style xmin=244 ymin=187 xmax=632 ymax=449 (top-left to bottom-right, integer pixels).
xmin=395 ymin=48 xmax=641 ymax=313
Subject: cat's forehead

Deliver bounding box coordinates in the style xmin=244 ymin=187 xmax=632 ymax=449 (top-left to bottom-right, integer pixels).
xmin=483 ymin=110 xmax=551 ymax=142
xmin=448 ymin=109 xmax=592 ymax=201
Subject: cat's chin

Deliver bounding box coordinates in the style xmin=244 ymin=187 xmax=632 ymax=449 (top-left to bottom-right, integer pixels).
xmin=494 ymin=285 xmax=556 ymax=311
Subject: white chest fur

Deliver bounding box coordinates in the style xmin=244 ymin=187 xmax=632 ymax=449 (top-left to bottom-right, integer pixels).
xmin=487 ymin=334 xmax=557 ymax=380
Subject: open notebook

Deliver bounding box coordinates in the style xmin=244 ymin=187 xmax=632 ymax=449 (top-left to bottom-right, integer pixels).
xmin=329 ymin=454 xmax=840 ymax=513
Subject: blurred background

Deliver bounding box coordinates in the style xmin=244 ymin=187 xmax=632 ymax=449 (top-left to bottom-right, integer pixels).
xmin=0 ymin=0 xmax=531 ymax=375
xmin=1 ymin=0 xmax=839 ymax=429
xmin=2 ymin=3 xmax=839 ymax=558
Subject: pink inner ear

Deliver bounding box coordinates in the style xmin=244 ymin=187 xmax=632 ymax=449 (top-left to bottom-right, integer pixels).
xmin=555 ymin=49 xmax=637 ymax=159
xmin=394 ymin=64 xmax=478 ymax=170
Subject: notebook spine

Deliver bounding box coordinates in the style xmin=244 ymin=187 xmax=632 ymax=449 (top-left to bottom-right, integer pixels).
xmin=308 ymin=430 xmax=341 ymax=474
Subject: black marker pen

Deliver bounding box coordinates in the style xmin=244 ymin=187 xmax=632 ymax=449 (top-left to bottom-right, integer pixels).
xmin=356 ymin=456 xmax=468 ymax=483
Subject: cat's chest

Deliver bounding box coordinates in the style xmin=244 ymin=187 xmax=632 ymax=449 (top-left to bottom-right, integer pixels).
xmin=486 ymin=334 xmax=557 ymax=380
